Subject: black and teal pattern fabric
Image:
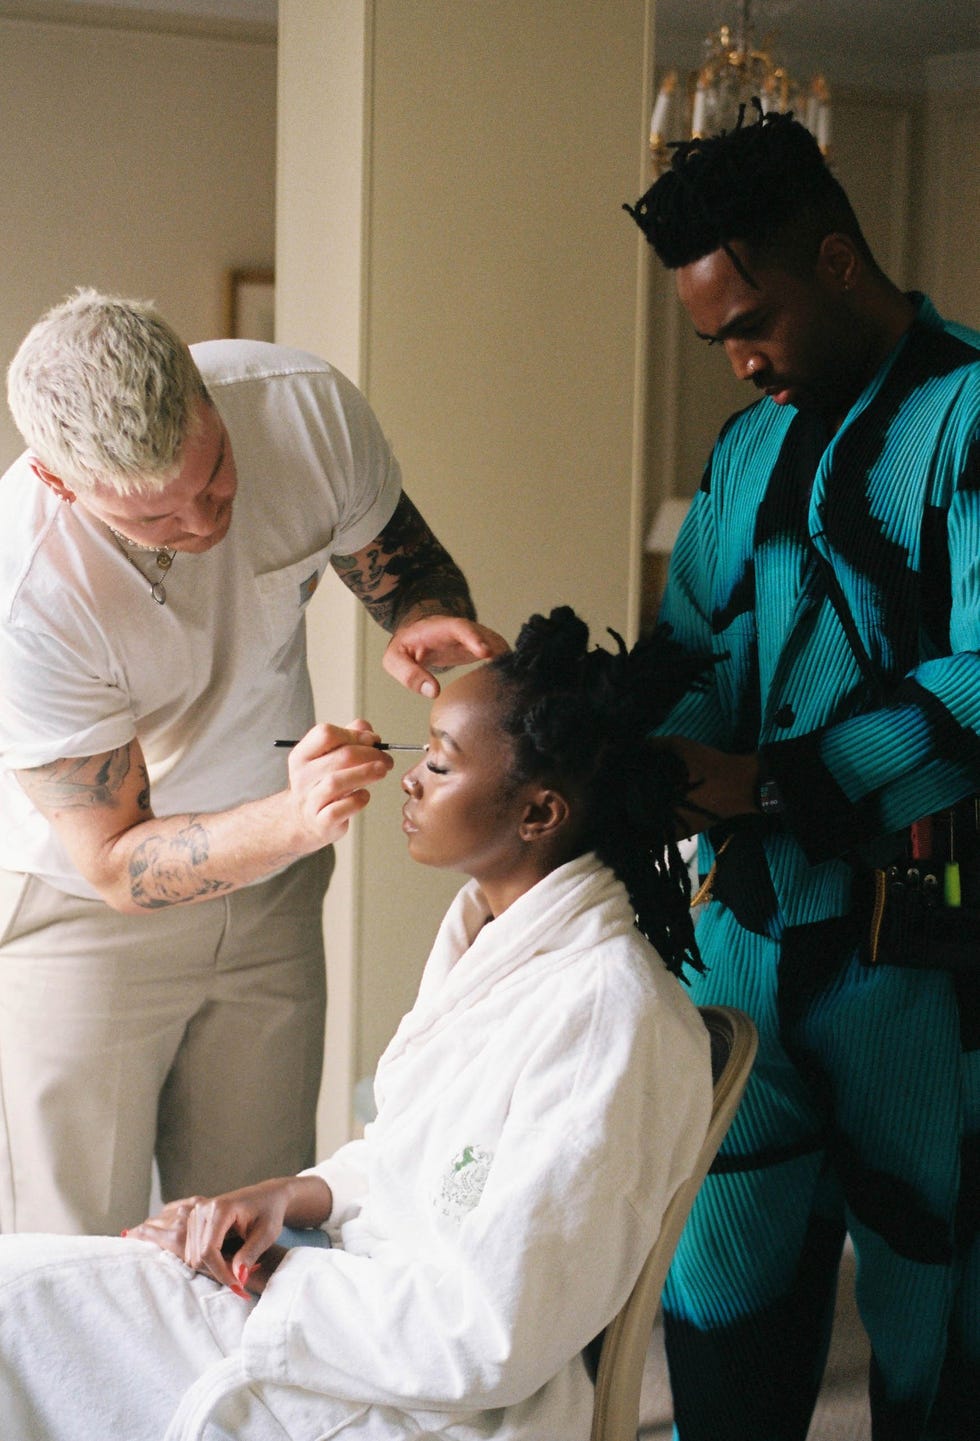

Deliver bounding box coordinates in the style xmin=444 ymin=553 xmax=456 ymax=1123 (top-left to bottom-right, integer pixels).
xmin=658 ymin=295 xmax=980 ymax=1440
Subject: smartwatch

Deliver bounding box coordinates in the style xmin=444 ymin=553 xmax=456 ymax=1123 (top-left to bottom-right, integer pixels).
xmin=756 ymin=774 xmax=785 ymax=817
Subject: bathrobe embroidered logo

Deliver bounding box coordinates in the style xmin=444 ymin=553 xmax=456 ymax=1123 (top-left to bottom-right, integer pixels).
xmin=435 ymin=1145 xmax=493 ymax=1219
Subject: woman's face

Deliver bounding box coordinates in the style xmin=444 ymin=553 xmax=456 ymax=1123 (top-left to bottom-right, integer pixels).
xmin=401 ymin=665 xmax=537 ymax=894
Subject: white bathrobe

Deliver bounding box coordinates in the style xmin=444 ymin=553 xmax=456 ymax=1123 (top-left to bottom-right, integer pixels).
xmin=0 ymin=853 xmax=711 ymax=1441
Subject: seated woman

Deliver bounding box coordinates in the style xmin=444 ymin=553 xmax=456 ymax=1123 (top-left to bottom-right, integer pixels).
xmin=0 ymin=606 xmax=713 ymax=1441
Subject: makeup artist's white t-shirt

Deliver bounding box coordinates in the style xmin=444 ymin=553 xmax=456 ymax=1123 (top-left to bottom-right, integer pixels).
xmin=0 ymin=341 xmax=401 ymax=897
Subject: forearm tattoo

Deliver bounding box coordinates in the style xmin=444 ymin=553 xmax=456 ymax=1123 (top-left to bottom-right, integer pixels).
xmin=332 ymin=492 xmax=476 ymax=632
xmin=129 ymin=818 xmax=234 ymax=910
xmin=19 ymin=752 xmax=232 ymax=910
xmin=17 ymin=749 xmax=134 ymax=810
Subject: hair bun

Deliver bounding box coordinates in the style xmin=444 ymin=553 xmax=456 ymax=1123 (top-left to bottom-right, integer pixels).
xmin=491 ymin=606 xmax=714 ymax=977
xmin=510 ymin=606 xmax=590 ymax=682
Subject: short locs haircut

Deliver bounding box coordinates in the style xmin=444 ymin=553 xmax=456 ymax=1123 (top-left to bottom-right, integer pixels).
xmin=490 ymin=606 xmax=713 ymax=979
xmin=6 ymin=287 xmax=210 ymax=496
xmin=624 ymin=102 xmax=875 ymax=279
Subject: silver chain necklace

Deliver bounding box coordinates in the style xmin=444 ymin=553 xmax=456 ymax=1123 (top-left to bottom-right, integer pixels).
xmin=108 ymin=527 xmax=177 ymax=606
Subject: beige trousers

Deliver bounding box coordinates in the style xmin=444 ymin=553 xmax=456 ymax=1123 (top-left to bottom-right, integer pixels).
xmin=0 ymin=849 xmax=331 ymax=1236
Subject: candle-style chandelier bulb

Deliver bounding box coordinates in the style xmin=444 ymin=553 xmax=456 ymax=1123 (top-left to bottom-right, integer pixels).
xmin=649 ymin=0 xmax=830 ymax=174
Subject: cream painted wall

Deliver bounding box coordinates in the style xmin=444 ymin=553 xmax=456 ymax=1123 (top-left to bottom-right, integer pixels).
xmin=358 ymin=0 xmax=653 ymax=1073
xmin=274 ymin=0 xmax=372 ymax=1154
xmin=0 ymin=12 xmax=276 ymax=470
xmin=277 ymin=0 xmax=655 ymax=1146
xmin=920 ymin=54 xmax=980 ymax=331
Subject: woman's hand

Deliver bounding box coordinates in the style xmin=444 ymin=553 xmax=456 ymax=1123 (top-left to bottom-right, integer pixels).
xmin=125 ymin=1175 xmax=333 ymax=1298
xmin=123 ymin=1195 xmax=200 ymax=1261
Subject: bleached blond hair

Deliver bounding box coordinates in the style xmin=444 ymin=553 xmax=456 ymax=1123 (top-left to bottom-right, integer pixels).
xmin=6 ymin=288 xmax=210 ymax=495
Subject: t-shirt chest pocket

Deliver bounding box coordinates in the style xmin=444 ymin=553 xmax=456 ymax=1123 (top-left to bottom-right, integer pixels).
xmin=254 ymin=546 xmax=333 ymax=659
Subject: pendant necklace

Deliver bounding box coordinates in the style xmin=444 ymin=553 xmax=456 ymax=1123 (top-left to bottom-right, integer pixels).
xmin=108 ymin=527 xmax=177 ymax=606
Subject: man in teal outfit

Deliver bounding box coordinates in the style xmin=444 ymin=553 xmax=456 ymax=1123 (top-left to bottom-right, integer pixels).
xmin=626 ymin=106 xmax=980 ymax=1439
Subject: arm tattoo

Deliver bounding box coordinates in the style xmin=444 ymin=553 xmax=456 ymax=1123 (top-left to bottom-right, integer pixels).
xmin=17 ymin=748 xmax=132 ymax=811
xmin=332 ymin=492 xmax=476 ymax=633
xmin=128 ymin=817 xmax=234 ymax=910
xmin=136 ymin=761 xmax=151 ymax=814
xmin=19 ymin=753 xmax=233 ymax=910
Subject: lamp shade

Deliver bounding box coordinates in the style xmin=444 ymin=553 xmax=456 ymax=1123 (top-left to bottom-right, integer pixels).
xmin=645 ymin=495 xmax=692 ymax=553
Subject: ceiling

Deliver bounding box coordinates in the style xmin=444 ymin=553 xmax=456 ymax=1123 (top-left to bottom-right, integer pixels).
xmin=55 ymin=0 xmax=276 ymax=22
xmin=660 ymin=0 xmax=979 ymax=59
xmin=15 ymin=0 xmax=980 ymax=88
xmin=656 ymin=0 xmax=980 ymax=89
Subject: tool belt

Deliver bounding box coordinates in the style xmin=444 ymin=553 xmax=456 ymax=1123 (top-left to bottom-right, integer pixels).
xmin=862 ymin=796 xmax=980 ymax=972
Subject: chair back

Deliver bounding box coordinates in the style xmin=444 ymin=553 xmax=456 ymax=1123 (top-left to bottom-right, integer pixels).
xmin=590 ymin=1005 xmax=758 ymax=1441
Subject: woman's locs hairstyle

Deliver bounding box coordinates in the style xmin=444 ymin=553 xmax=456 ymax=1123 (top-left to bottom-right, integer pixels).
xmin=491 ymin=607 xmax=712 ymax=979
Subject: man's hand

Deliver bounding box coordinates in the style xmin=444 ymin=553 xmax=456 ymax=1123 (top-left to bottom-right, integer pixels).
xmin=15 ymin=722 xmax=393 ymax=914
xmin=383 ymin=616 xmax=509 ymax=697
xmin=658 ymin=736 xmax=761 ymax=836
xmin=284 ymin=720 xmax=394 ymax=844
xmin=330 ymin=491 xmax=508 ymax=696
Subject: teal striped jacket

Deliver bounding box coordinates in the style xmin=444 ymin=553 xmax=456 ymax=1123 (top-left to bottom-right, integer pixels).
xmin=659 ymin=294 xmax=980 ymax=941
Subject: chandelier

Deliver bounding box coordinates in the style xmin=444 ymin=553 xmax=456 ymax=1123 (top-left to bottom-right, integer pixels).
xmin=649 ymin=0 xmax=830 ymax=173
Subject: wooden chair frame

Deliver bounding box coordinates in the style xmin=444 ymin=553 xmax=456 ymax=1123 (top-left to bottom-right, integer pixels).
xmin=590 ymin=1005 xmax=758 ymax=1441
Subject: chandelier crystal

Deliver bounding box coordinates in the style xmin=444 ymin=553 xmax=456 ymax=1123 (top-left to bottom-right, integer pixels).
xmin=650 ymin=0 xmax=830 ymax=173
